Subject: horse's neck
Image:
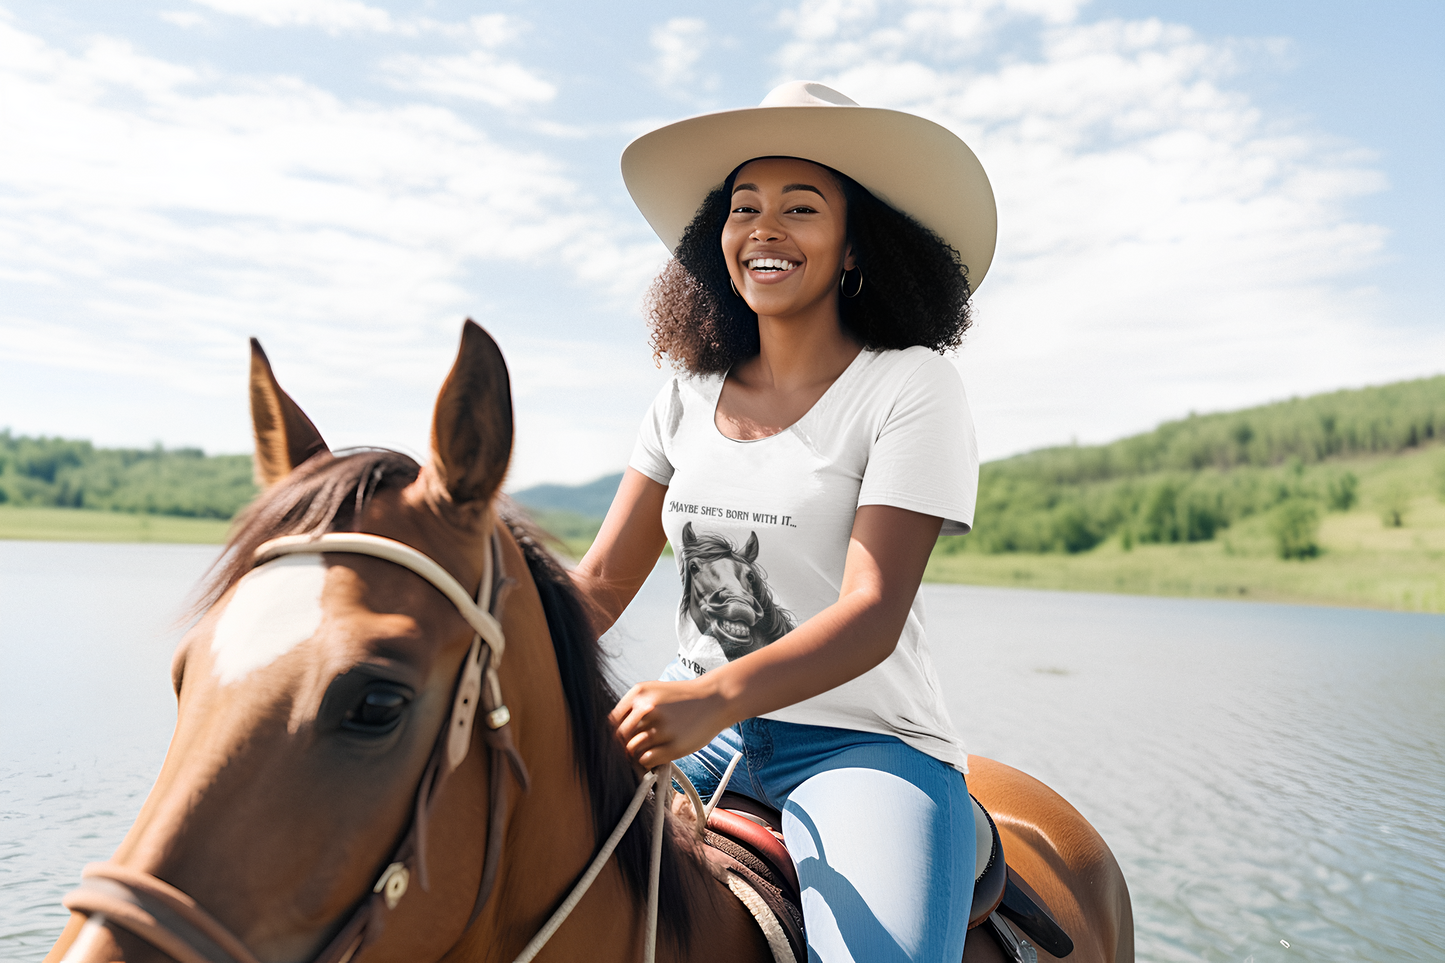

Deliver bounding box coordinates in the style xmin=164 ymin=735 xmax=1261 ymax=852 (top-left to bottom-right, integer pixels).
xmin=476 ymin=709 xmax=770 ymax=963
xmin=447 ymin=545 xmax=768 ymax=962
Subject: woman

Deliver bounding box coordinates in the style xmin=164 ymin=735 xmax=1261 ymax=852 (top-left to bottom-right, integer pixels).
xmin=572 ymin=81 xmax=996 ymax=962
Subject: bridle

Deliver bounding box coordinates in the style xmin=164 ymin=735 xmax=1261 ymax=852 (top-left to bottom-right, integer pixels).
xmin=61 ymin=529 xmax=528 ymax=963
xmin=59 ymin=528 xmax=704 ymax=963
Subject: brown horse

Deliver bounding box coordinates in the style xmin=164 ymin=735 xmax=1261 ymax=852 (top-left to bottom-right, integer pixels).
xmin=45 ymin=321 xmax=1132 ymax=963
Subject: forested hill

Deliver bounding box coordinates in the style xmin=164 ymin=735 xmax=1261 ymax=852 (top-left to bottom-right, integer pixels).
xmin=990 ymin=375 xmax=1443 ymax=485
xmin=0 ymin=432 xmax=256 ymax=518
xmin=512 ymin=374 xmax=1445 ymax=564
xmin=963 ymin=374 xmax=1444 ymax=556
xmin=3 ymin=374 xmax=1441 ymax=535
xmin=511 ymin=472 xmax=624 ymax=518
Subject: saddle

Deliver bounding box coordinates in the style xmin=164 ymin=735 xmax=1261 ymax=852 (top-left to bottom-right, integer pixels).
xmin=703 ymin=791 xmax=1075 ymax=963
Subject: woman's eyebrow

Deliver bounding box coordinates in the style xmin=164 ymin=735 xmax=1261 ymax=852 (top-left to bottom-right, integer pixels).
xmin=730 ymin=182 xmax=827 ymax=199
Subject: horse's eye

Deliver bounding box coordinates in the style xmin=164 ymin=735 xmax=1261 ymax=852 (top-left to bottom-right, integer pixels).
xmin=342 ymin=686 xmax=410 ymax=735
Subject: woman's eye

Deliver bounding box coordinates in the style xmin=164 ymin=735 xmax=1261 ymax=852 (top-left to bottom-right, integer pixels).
xmin=731 ymin=206 xmax=758 ymax=214
xmin=787 ymin=206 xmax=816 ymax=214
xmin=342 ymin=686 xmax=410 ymax=735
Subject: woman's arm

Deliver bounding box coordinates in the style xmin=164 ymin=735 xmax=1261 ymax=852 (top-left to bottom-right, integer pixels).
xmin=609 ymin=503 xmax=942 ymax=768
xmin=569 ymin=468 xmax=670 ymax=635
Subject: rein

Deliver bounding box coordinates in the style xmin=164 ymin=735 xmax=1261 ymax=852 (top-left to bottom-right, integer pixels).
xmin=59 ymin=530 xmax=705 ymax=963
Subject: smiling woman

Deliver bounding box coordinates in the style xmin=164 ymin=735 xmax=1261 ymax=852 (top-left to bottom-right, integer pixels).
xmin=643 ymin=156 xmax=976 ymax=374
xmin=561 ymin=82 xmax=1132 ymax=963
xmin=578 ymin=82 xmax=1005 ymax=962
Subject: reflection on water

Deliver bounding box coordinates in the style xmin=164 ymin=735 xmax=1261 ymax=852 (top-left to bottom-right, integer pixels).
xmin=603 ymin=560 xmax=1445 ymax=963
xmin=4 ymin=542 xmax=1443 ymax=961
xmin=0 ymin=541 xmax=215 ymax=956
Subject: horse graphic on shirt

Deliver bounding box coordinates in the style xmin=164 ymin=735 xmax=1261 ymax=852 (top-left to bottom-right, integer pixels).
xmin=678 ymin=521 xmax=796 ymax=661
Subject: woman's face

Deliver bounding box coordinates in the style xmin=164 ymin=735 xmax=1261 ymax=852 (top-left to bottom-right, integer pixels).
xmin=721 ymin=157 xmax=854 ymax=323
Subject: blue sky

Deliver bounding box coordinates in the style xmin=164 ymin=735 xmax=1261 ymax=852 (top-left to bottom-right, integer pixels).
xmin=1 ymin=0 xmax=1441 ymax=487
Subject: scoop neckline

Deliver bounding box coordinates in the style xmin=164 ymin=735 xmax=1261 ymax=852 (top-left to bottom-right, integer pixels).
xmin=711 ymin=348 xmax=869 ymax=445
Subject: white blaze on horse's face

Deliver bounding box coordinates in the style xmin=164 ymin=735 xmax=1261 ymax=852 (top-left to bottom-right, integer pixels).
xmin=210 ymin=555 xmax=327 ymax=685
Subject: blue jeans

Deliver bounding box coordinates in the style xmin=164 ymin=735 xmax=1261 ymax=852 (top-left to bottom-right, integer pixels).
xmin=666 ymin=671 xmax=975 ymax=962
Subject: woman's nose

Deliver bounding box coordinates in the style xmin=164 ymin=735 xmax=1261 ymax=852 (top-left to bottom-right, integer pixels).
xmin=749 ymin=217 xmax=784 ymax=242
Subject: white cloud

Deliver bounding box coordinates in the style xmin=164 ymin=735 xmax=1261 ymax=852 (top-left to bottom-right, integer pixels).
xmin=160 ymin=10 xmax=208 ymax=29
xmin=0 ymin=18 xmax=660 ymax=478
xmin=380 ymin=49 xmax=556 ymax=109
xmin=774 ymin=0 xmax=1435 ymax=460
xmin=649 ymin=17 xmax=710 ymax=92
xmin=188 ymin=0 xmax=394 ymax=34
xmin=3 ymin=2 xmax=1435 ymax=488
xmin=184 ymin=1 xmax=530 ymax=43
xmin=186 ymin=4 xmax=561 ymax=117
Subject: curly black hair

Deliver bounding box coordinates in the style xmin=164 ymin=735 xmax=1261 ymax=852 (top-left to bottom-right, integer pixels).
xmin=645 ymin=160 xmax=974 ymax=374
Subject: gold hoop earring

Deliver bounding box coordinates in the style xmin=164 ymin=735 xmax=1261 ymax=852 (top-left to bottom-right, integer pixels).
xmin=730 ymin=278 xmax=742 ymax=298
xmin=840 ymin=266 xmax=864 ymax=299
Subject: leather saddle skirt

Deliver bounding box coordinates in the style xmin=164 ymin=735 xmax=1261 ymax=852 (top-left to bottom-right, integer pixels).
xmin=704 ymin=791 xmax=1074 ymax=960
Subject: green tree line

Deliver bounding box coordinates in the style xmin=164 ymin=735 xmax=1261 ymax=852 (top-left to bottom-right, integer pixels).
xmin=945 ymin=374 xmax=1445 ymax=560
xmin=0 ymin=431 xmax=256 ymax=519
xmin=5 ymin=374 xmax=1443 ymax=550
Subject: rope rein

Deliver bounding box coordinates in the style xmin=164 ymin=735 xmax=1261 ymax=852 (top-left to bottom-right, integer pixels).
xmin=512 ymin=755 xmax=725 ymax=963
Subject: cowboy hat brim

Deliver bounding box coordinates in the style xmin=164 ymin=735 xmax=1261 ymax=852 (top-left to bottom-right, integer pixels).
xmin=621 ymin=100 xmax=998 ymax=291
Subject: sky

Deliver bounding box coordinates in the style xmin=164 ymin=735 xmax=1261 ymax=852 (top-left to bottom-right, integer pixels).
xmin=1 ymin=0 xmax=1441 ymax=488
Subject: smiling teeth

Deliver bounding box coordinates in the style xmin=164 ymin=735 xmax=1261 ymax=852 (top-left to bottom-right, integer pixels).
xmin=747 ymin=258 xmax=796 ymax=271
xmin=715 ymin=619 xmax=750 ymax=640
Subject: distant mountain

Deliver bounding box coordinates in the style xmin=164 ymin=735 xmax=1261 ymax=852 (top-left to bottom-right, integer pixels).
xmin=510 ymin=472 xmax=623 ymax=519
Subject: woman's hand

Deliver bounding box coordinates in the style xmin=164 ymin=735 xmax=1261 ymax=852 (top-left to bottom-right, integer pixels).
xmin=609 ymin=678 xmax=730 ymax=770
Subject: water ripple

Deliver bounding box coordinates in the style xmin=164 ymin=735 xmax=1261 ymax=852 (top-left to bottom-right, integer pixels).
xmin=3 ymin=545 xmax=1443 ymax=961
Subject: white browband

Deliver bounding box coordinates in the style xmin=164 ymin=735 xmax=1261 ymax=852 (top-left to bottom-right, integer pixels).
xmin=255 ymin=533 xmax=505 ymax=656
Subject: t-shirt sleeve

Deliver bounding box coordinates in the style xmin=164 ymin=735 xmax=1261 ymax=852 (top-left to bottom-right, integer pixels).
xmin=857 ymin=355 xmax=979 ymax=534
xmin=628 ymin=377 xmax=679 ymax=486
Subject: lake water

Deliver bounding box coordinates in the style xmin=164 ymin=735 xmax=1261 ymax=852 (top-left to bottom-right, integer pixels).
xmin=2 ymin=541 xmax=1442 ymax=962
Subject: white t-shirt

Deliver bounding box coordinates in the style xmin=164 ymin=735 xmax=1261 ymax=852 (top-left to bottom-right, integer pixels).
xmin=629 ymin=345 xmax=979 ymax=772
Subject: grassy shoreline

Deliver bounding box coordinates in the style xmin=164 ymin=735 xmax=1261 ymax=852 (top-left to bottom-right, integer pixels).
xmin=925 ymin=447 xmax=1445 ymax=613
xmin=0 ymin=505 xmax=232 ymax=544
xmin=6 ymin=498 xmax=1442 ymax=614
xmin=923 ymin=521 xmax=1445 ymax=613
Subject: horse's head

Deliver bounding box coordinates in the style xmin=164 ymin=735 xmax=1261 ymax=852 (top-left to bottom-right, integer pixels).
xmin=48 ymin=322 xmax=534 ymax=963
xmin=679 ymin=523 xmax=786 ymax=661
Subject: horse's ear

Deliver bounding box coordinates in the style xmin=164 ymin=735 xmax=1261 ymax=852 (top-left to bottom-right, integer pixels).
xmin=742 ymin=531 xmax=759 ymax=563
xmin=249 ymin=338 xmax=328 ymax=488
xmin=681 ymin=521 xmax=697 ymax=548
xmin=428 ymin=320 xmax=513 ymax=508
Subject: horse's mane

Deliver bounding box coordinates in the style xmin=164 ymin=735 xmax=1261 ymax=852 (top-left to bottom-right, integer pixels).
xmin=197 ymin=450 xmax=696 ymax=948
xmin=679 ymin=529 xmax=795 ymax=640
xmin=503 ymin=512 xmax=698 ymax=950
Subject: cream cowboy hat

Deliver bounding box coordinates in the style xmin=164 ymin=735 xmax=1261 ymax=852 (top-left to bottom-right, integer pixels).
xmin=621 ymin=81 xmax=998 ymax=291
